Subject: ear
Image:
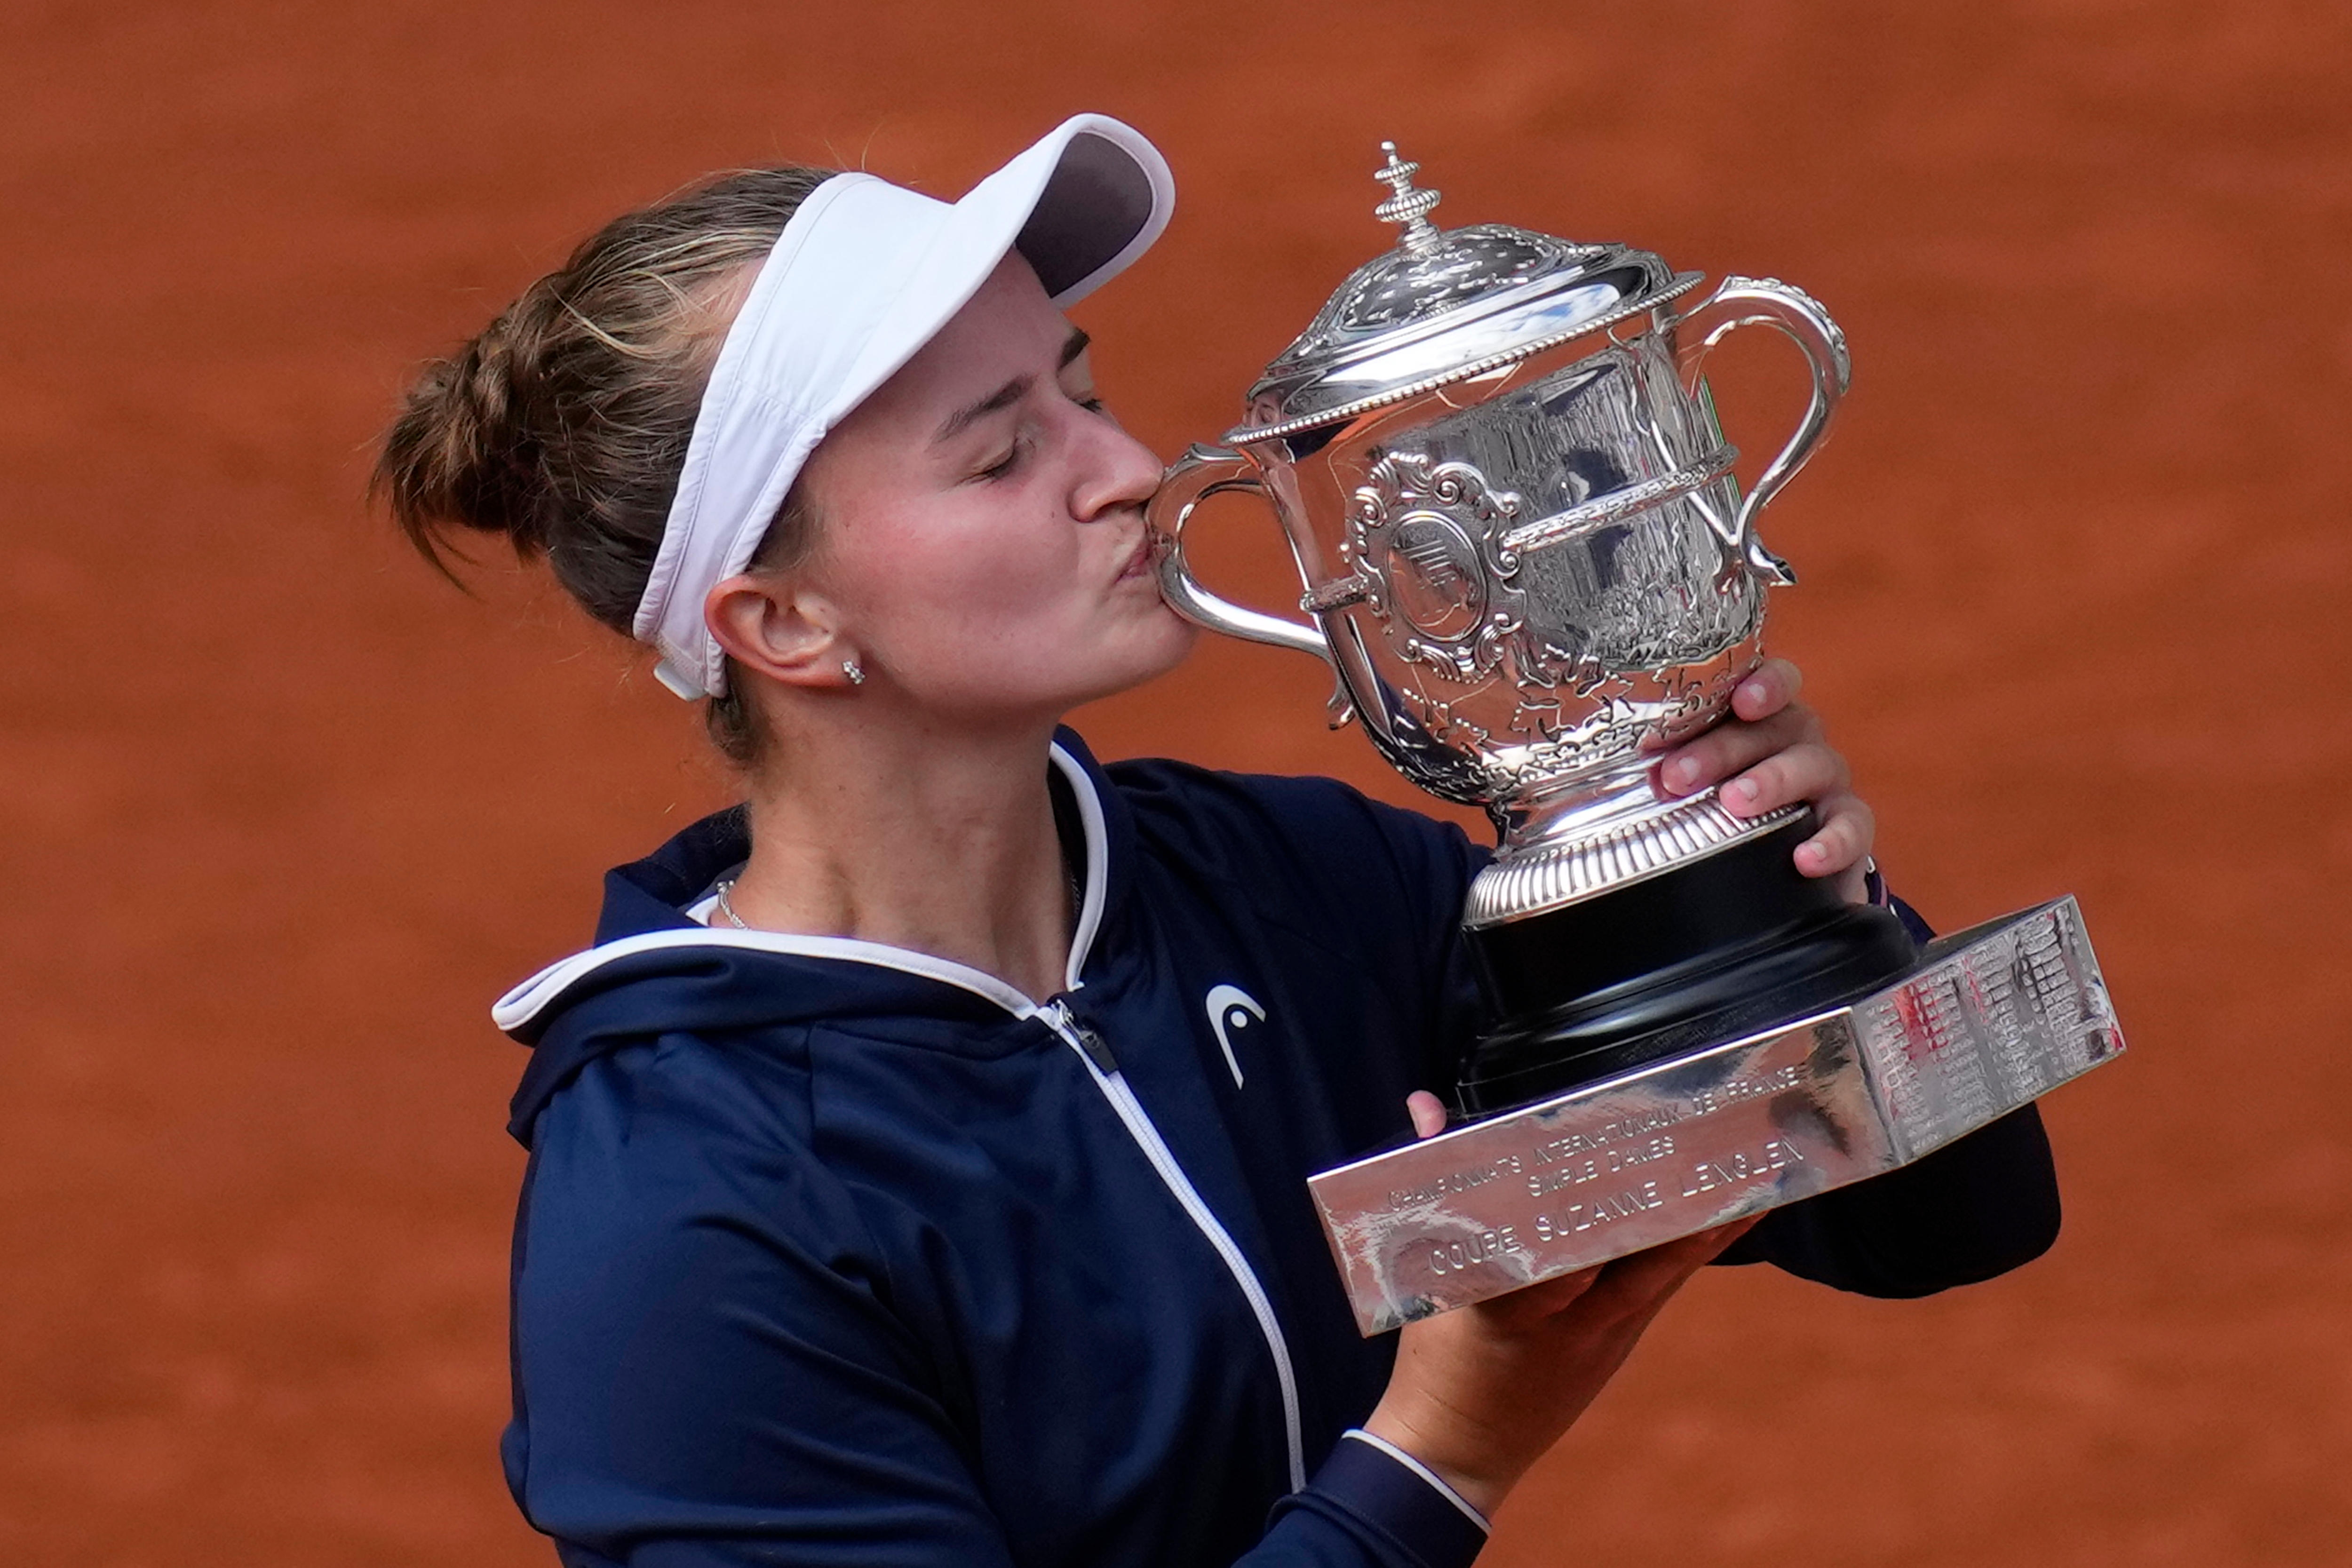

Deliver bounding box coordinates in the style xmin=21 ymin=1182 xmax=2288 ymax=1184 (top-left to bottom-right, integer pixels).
xmin=704 ymin=572 xmax=860 ymax=690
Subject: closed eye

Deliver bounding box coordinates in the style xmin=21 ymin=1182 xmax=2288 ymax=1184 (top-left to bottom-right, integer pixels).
xmin=973 ymin=394 xmax=1107 ymax=483
xmin=973 ymin=438 xmax=1028 ymax=482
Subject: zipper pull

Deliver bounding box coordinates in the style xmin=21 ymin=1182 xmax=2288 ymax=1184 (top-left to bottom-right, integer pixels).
xmin=1045 ymin=999 xmax=1120 ymax=1075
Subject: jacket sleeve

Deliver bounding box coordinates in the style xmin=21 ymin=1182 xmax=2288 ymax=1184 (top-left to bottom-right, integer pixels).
xmin=1257 ymin=1435 xmax=1489 ymax=1568
xmin=509 ymin=1043 xmax=1490 ymax=1568
xmin=1711 ymin=1103 xmax=2061 ymax=1295
xmin=1712 ymin=893 xmax=2065 ymax=1295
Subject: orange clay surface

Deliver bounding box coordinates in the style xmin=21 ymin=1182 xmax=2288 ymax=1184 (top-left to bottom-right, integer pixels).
xmin=2 ymin=3 xmax=2347 ymax=1563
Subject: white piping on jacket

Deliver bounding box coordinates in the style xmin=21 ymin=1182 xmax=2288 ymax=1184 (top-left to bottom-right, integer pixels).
xmin=1041 ymin=999 xmax=1307 ymax=1492
xmin=492 ymin=925 xmax=1036 ymax=1031
xmin=493 ymin=743 xmax=1107 ymax=1034
xmin=1341 ymin=1429 xmax=1490 ymax=1532
xmin=489 ymin=741 xmax=1307 ymax=1491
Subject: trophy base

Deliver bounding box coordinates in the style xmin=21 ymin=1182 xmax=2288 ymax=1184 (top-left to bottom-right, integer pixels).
xmin=1458 ymin=813 xmax=1917 ymax=1114
xmin=1309 ymin=896 xmax=2124 ymax=1335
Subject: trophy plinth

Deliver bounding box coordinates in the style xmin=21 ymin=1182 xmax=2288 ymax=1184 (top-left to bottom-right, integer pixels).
xmin=1147 ymin=143 xmax=2124 ymax=1324
xmin=1311 ymin=898 xmax=2122 ymax=1336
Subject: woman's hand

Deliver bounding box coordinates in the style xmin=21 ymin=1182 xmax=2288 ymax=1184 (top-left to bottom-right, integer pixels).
xmin=1653 ymin=656 xmax=1875 ymax=903
xmin=1362 ymin=1092 xmax=1754 ymax=1518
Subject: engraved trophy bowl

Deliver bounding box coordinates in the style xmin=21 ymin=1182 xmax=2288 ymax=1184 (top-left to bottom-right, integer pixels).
xmin=1149 ymin=144 xmax=2124 ymax=1335
xmin=1150 ymin=143 xmax=1914 ymax=1112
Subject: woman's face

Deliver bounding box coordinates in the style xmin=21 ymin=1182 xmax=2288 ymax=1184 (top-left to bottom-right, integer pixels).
xmin=791 ymin=254 xmax=1195 ymax=724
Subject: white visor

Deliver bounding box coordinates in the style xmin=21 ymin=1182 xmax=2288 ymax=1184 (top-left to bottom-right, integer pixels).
xmin=632 ymin=113 xmax=1176 ymax=699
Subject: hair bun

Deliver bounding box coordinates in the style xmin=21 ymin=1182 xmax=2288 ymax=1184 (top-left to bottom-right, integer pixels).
xmin=376 ymin=289 xmax=556 ymax=570
xmin=375 ymin=164 xmax=833 ymax=656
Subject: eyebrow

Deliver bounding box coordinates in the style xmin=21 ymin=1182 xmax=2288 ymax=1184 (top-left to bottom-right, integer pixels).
xmin=931 ymin=328 xmax=1093 ymax=445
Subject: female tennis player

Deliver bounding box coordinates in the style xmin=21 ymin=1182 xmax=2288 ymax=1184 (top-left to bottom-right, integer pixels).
xmin=379 ymin=115 xmax=2058 ymax=1568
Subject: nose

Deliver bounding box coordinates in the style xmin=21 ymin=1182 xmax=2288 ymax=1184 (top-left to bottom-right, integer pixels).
xmin=1066 ymin=407 xmax=1165 ymax=524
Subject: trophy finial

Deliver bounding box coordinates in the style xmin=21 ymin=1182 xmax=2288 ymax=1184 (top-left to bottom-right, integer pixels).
xmin=1373 ymin=140 xmax=1443 ymax=253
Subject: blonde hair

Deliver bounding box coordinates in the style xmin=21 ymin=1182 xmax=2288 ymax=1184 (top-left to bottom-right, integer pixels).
xmin=375 ymin=165 xmax=837 ymax=763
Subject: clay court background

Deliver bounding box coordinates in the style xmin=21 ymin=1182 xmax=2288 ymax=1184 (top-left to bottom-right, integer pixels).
xmin=4 ymin=1 xmax=2347 ymax=1563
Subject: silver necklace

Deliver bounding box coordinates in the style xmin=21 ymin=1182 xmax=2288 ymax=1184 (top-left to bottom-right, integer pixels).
xmin=711 ymin=865 xmax=1080 ymax=933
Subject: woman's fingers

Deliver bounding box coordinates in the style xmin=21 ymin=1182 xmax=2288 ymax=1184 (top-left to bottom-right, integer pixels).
xmin=1405 ymin=1090 xmax=1448 ymax=1141
xmin=1658 ymin=706 xmax=1819 ymax=797
xmin=1656 ymin=660 xmax=1806 ymax=797
xmin=1717 ymin=738 xmax=1851 ymax=819
xmin=1794 ymin=790 xmax=1874 ymax=872
xmin=1599 ymin=1220 xmax=1750 ymax=1298
xmin=1490 ymin=1219 xmax=1758 ymax=1333
xmin=1651 ymin=661 xmax=1878 ymax=900
xmin=1571 ymin=1220 xmax=1758 ymax=1324
xmin=1728 ymin=657 xmax=1802 ymax=724
xmin=1797 ymin=792 xmax=1877 ymax=900
xmin=1481 ymin=1265 xmax=1604 ymax=1329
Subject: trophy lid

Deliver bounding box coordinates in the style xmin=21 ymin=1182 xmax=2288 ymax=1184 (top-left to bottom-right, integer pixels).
xmin=1225 ymin=143 xmax=1703 ymax=444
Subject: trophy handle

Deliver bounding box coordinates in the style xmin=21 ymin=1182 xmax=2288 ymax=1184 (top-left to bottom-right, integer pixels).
xmin=1150 ymin=438 xmax=1347 ymax=646
xmin=1669 ymin=275 xmax=1852 ymax=586
xmin=1149 ymin=443 xmax=1355 ymax=726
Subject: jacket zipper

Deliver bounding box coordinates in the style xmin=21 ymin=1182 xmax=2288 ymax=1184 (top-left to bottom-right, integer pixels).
xmin=1040 ymin=999 xmax=1308 ymax=1493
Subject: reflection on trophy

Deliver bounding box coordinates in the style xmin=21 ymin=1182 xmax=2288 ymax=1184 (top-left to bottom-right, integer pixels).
xmin=1149 ymin=144 xmax=2125 ymax=1333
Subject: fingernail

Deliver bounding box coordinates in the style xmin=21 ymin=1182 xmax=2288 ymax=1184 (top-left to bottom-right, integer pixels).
xmin=1738 ymin=680 xmax=1767 ymax=708
xmin=1727 ymin=778 xmax=1758 ymax=806
xmin=1667 ymin=757 xmax=1700 ymax=789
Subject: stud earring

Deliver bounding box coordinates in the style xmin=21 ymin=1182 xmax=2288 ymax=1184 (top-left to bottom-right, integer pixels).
xmin=842 ymin=658 xmax=866 ymax=686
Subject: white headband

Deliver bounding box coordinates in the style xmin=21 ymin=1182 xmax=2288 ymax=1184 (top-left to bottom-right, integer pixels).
xmin=633 ymin=113 xmax=1176 ymax=699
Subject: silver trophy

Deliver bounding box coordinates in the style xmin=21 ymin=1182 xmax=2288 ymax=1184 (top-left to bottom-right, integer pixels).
xmin=1149 ymin=145 xmax=2123 ymax=1333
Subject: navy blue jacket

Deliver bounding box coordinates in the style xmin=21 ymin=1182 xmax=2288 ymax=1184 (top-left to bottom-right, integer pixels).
xmin=493 ymin=732 xmax=2058 ymax=1568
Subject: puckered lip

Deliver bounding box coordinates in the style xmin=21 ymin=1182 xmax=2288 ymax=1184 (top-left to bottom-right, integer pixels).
xmin=1116 ymin=530 xmax=1155 ymax=582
